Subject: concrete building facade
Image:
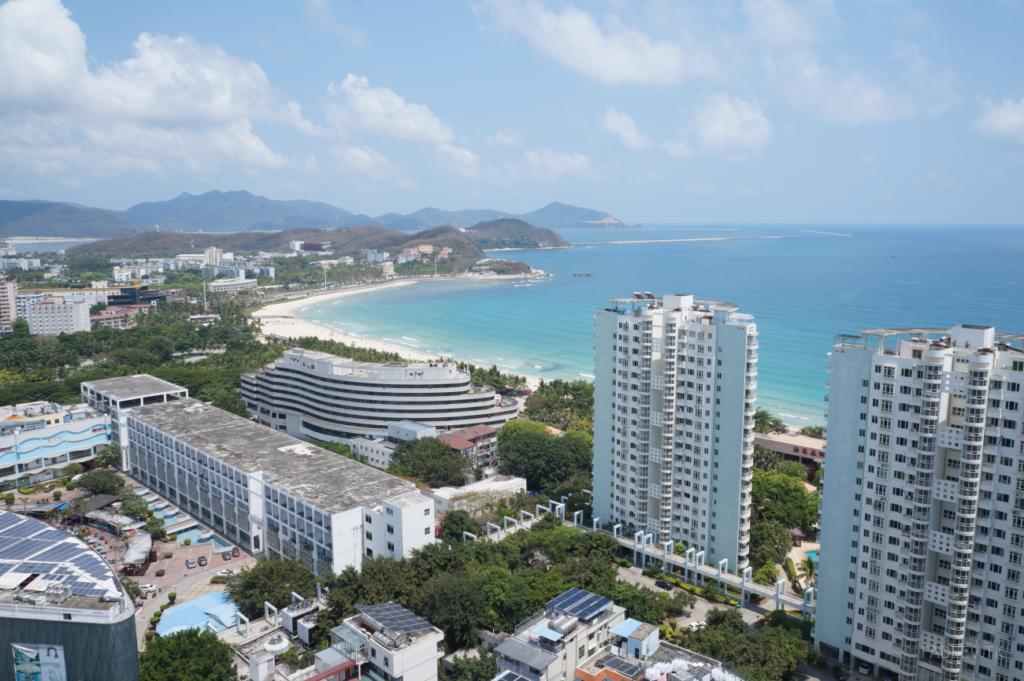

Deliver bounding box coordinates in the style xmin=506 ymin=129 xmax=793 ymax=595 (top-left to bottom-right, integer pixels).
xmin=242 ymin=348 xmax=518 ymax=441
xmin=23 ymin=298 xmax=90 ymax=335
xmin=592 ymin=294 xmax=758 ymax=571
xmin=817 ymin=324 xmax=1024 ymax=681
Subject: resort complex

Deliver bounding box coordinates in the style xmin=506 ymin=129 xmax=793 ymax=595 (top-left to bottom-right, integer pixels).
xmin=818 ymin=324 xmax=1024 ymax=681
xmin=592 ymin=293 xmax=759 ymax=571
xmin=241 ymin=348 xmax=519 ymax=440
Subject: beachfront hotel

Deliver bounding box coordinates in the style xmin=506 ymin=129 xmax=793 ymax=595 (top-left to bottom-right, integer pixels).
xmin=123 ymin=393 xmax=434 ymax=576
xmin=591 ymin=293 xmax=759 ymax=571
xmin=240 ymin=348 xmax=518 ymax=441
xmin=816 ymin=324 xmax=1024 ymax=681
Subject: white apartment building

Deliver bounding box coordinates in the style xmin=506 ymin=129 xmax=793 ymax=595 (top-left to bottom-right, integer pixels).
xmin=208 ymin=277 xmax=256 ymax=294
xmin=0 ymin=275 xmax=16 ymax=333
xmin=204 ymin=247 xmax=222 ymax=266
xmin=241 ymin=348 xmax=519 ymax=441
xmin=592 ymin=294 xmax=759 ymax=571
xmin=23 ymin=298 xmax=90 ymax=335
xmin=817 ymin=324 xmax=1024 ymax=681
xmin=124 ymin=395 xmax=435 ymax=575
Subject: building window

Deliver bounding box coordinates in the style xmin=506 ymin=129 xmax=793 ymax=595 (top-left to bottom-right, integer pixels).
xmin=387 ymin=524 xmax=394 ymax=534
xmin=366 ymin=531 xmax=372 ymax=540
xmin=425 ymin=527 xmax=430 ymax=535
xmin=387 ymin=542 xmax=395 ymax=551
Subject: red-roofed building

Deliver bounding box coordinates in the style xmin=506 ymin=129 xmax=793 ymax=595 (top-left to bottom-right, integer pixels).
xmin=438 ymin=424 xmax=498 ymax=468
xmin=91 ymin=303 xmax=154 ymax=330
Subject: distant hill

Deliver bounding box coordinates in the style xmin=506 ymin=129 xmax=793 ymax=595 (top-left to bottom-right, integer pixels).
xmin=67 ymin=224 xmax=498 ymax=269
xmin=465 ymin=218 xmax=571 ymax=249
xmin=0 ymin=201 xmax=145 ymax=239
xmin=119 ymin=190 xmax=624 ymax=233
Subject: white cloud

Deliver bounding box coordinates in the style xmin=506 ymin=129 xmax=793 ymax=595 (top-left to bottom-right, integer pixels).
xmin=304 ymin=0 xmax=366 ymax=47
xmin=663 ymin=94 xmax=772 ymax=161
xmin=975 ymin=97 xmax=1024 ymax=148
xmin=600 ymin=107 xmax=651 ymax=150
xmin=687 ymin=181 xmax=713 ymax=194
xmin=438 ymin=144 xmax=481 ymax=178
xmin=484 ymin=0 xmax=714 ymax=86
xmin=485 ymin=128 xmax=523 ymax=148
xmin=330 ymin=144 xmax=392 ymax=179
xmin=398 ymin=177 xmax=418 ymax=191
xmin=326 ymin=75 xmax=454 ymax=145
xmin=0 ymin=0 xmax=316 ymax=176
xmin=522 ymin=148 xmax=599 ymax=181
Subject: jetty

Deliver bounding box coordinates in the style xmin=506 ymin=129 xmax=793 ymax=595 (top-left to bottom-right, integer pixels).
xmin=573 ymin=272 xmax=591 ymax=277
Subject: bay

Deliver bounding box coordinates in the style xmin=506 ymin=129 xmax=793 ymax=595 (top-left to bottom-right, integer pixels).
xmin=296 ymin=225 xmax=1024 ymax=426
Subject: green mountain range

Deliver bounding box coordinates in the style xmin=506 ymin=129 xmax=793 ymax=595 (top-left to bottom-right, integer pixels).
xmin=0 ymin=190 xmax=627 ymax=238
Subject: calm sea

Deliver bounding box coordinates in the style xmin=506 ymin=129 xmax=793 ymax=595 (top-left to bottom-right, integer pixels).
xmin=296 ymin=225 xmax=1024 ymax=426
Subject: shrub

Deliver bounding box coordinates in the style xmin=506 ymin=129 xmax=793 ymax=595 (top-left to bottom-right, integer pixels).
xmin=52 ymin=490 xmax=62 ymax=500
xmin=149 ymin=616 xmax=160 ymax=625
xmin=160 ymin=604 xmax=170 ymax=612
xmin=18 ymin=487 xmax=33 ymax=495
xmin=169 ymin=534 xmax=177 ymax=541
xmin=65 ymin=481 xmax=75 ymax=491
xmin=183 ymin=538 xmax=191 ymax=546
xmin=145 ymin=631 xmax=155 ymax=642
xmin=167 ymin=592 xmax=177 ymax=603
xmin=210 ymin=575 xmax=228 ymax=584
xmin=164 ymin=552 xmax=173 ymax=559
xmin=785 ymin=557 xmax=797 ymax=582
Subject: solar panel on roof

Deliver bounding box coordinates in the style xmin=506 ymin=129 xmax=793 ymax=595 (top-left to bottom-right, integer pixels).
xmin=546 ymin=588 xmax=612 ymax=620
xmin=598 ymin=655 xmax=642 ymax=678
xmin=498 ymin=672 xmax=534 ymax=681
xmin=0 ymin=523 xmax=46 ymax=539
xmin=357 ymin=602 xmax=434 ymax=635
xmin=0 ymin=513 xmax=23 ymax=531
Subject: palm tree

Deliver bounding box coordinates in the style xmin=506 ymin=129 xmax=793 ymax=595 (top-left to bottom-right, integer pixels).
xmin=752 ymin=444 xmax=782 ymax=471
xmin=797 ymin=556 xmax=816 ymax=586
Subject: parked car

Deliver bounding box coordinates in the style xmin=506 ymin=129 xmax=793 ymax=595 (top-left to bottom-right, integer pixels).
xmin=222 ymin=551 xmax=231 ymax=561
xmin=140 ymin=584 xmax=156 ymax=593
xmin=185 ymin=558 xmax=196 ymax=569
xmin=687 ymin=621 xmax=706 ymax=632
xmin=217 ymin=569 xmax=234 ymax=577
xmin=154 ymin=569 xmax=165 ymax=577
xmin=43 ymin=484 xmax=55 ymax=493
xmin=858 ymin=664 xmax=872 ymax=675
xmin=654 ymin=579 xmax=673 ymax=590
xmin=231 ymin=548 xmax=239 ymax=557
xmin=197 ymin=555 xmax=208 ymax=566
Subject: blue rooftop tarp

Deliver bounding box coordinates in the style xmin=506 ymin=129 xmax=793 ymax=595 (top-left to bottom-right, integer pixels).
xmin=531 ymin=625 xmax=564 ymax=642
xmin=610 ymin=618 xmax=643 ymax=638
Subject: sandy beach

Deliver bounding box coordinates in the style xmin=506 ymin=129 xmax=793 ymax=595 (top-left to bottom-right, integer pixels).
xmin=253 ymin=278 xmax=546 ymax=390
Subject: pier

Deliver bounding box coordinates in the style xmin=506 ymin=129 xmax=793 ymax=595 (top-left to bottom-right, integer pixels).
xmin=573 ymin=272 xmax=591 ymax=276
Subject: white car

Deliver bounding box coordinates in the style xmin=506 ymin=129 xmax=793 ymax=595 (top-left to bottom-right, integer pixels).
xmin=858 ymin=664 xmax=872 ymax=675
xmin=687 ymin=621 xmax=706 ymax=632
xmin=139 ymin=584 xmax=156 ymax=593
xmin=217 ymin=569 xmax=234 ymax=577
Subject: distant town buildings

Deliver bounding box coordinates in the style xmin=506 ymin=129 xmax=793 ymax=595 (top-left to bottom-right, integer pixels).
xmin=90 ymin=303 xmax=154 ymax=330
xmin=204 ymin=246 xmax=223 ymax=267
xmin=208 ymin=277 xmax=257 ymax=295
xmin=0 ymin=275 xmax=15 ymax=334
xmin=241 ymin=348 xmax=518 ymax=441
xmin=23 ymin=297 xmax=91 ymax=335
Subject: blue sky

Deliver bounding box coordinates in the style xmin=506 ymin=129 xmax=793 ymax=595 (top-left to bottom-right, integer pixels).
xmin=0 ymin=0 xmax=1022 ymax=224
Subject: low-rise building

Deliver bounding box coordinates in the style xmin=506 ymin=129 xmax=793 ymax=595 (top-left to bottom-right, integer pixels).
xmin=343 ymin=421 xmax=435 ymax=470
xmin=91 ymin=303 xmax=154 ymax=330
xmin=0 ymin=401 xmax=110 ymax=491
xmin=0 ymin=510 xmax=140 ymax=681
xmin=23 ymin=298 xmax=90 ymax=335
xmin=423 ymin=475 xmax=527 ymax=514
xmin=438 ymin=424 xmax=498 ymax=468
xmin=495 ymin=588 xmax=627 ymax=681
xmin=329 ymin=602 xmax=444 ymax=681
xmin=752 ymin=430 xmax=825 ymax=468
xmin=208 ymin=277 xmax=257 ymax=295
xmin=124 ymin=394 xmax=435 ymax=574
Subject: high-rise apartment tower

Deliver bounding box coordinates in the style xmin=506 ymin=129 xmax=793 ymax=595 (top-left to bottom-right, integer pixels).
xmin=592 ymin=293 xmax=759 ymax=571
xmin=817 ymin=324 xmax=1024 ymax=681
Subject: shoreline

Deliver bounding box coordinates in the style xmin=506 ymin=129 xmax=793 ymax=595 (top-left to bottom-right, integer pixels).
xmin=254 ymin=276 xmax=548 ymax=391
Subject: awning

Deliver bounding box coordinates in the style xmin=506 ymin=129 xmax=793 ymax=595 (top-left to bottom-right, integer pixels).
xmin=609 ymin=619 xmax=643 ymax=638
xmin=531 ymin=625 xmax=563 ymax=642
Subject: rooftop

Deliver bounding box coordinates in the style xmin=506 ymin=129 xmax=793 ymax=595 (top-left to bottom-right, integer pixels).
xmin=82 ymin=374 xmax=187 ymax=403
xmin=128 ymin=397 xmax=418 ymax=516
xmin=437 ymin=433 xmax=474 ymax=451
xmin=0 ymin=510 xmax=127 ymax=612
xmin=449 ymin=424 xmax=497 ymax=440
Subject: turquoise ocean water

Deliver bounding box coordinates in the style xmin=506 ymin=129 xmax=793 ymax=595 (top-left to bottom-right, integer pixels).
xmin=295 ymin=225 xmax=1024 ymax=426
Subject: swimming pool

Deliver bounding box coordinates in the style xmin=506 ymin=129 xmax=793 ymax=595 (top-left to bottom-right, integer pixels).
xmin=174 ymin=527 xmax=233 ymax=551
xmin=805 ymin=550 xmax=819 ymax=565
xmin=156 ymin=592 xmax=238 ymax=636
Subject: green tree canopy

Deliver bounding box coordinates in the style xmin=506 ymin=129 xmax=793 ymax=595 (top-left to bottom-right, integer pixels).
xmin=139 ymin=629 xmax=236 ymax=681
xmin=439 ymin=510 xmax=482 ymax=544
xmin=522 ymin=379 xmax=594 ymax=432
xmin=751 ymin=470 xmax=819 ymax=534
xmin=753 ymin=408 xmax=785 ymax=434
xmin=62 ymin=462 xmax=85 ymax=478
xmin=388 ymin=437 xmax=469 ymax=488
xmin=413 ymin=571 xmax=489 ymax=651
xmin=778 ymin=461 xmax=808 ymax=481
xmin=497 ymin=419 xmax=593 ymax=491
xmin=748 ymin=519 xmax=794 ymax=569
xmin=225 ymin=557 xmax=317 ymax=619
xmin=77 ymin=468 xmax=126 ymax=495
xmin=120 ymin=496 xmax=150 ymax=520
xmin=94 ymin=444 xmax=121 ymax=468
